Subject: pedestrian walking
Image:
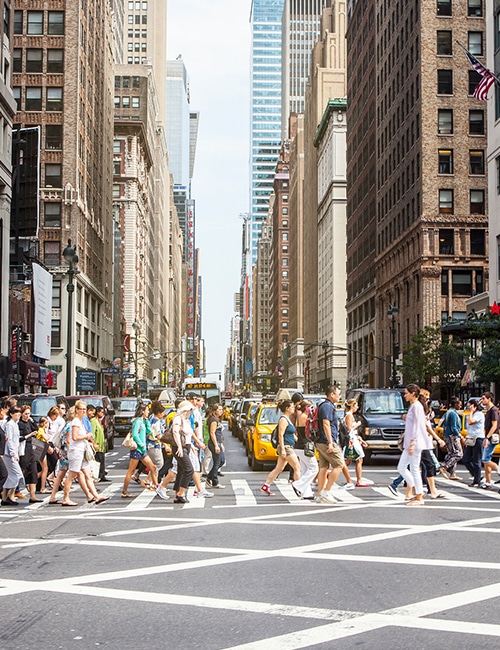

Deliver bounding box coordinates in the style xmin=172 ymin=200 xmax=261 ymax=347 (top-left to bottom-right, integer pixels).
xmin=122 ymin=402 xmax=158 ymax=498
xmin=439 ymin=397 xmax=463 ymax=480
xmin=342 ymin=398 xmax=372 ymax=487
xmin=480 ymin=392 xmax=500 ymax=490
xmin=315 ymin=386 xmax=345 ymax=504
xmin=291 ymin=399 xmax=318 ymax=500
xmin=462 ymin=398 xmax=485 ymax=487
xmin=171 ymin=400 xmax=196 ymax=503
xmin=261 ymin=400 xmax=300 ymax=496
xmin=1 ymin=406 xmax=24 ymax=506
xmin=398 ymin=384 xmax=428 ymax=506
xmin=206 ymin=403 xmax=225 ymax=488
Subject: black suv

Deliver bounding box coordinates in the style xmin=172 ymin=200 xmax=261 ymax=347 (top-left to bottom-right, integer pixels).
xmin=13 ymin=394 xmax=69 ymax=425
xmin=345 ymin=388 xmax=407 ymax=462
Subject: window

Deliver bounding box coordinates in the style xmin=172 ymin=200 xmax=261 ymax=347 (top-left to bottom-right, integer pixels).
xmin=437 ymin=0 xmax=452 ymax=14
xmin=282 ymin=258 xmax=288 ymax=267
xmin=45 ymin=163 xmax=62 ymax=188
xmin=13 ymin=87 xmax=20 ymax=109
xmin=498 ymin=156 xmax=500 ymax=194
xmin=25 ymin=87 xmax=42 ymax=111
xmin=47 ymin=11 xmax=64 ymax=35
xmin=128 ymin=15 xmax=133 ymax=24
xmin=51 ymin=320 xmax=61 ymax=348
xmin=468 ymin=0 xmax=482 ymax=16
xmin=114 ymin=96 xmax=120 ymax=108
xmin=469 ymin=150 xmax=485 ymax=175
xmin=113 ymin=160 xmax=121 ymax=175
xmin=452 ymin=271 xmax=472 ymax=295
xmin=282 ymin=219 xmax=288 ymax=227
xmin=128 ymin=1 xmax=134 ymax=8
xmin=26 ymin=49 xmax=42 ymax=72
xmin=476 ymin=270 xmax=484 ymax=293
xmin=27 ymin=11 xmax=43 ymax=34
xmin=122 ymin=76 xmax=130 ymax=88
xmin=470 ymin=229 xmax=485 ymax=255
xmin=46 ymin=124 xmax=62 ymax=149
xmin=46 ymin=87 xmax=63 ymax=111
xmin=437 ymin=31 xmax=452 ymax=55
xmin=13 ymin=10 xmax=22 ymax=34
xmin=13 ymin=49 xmax=22 ymax=73
xmin=282 ymin=322 xmax=288 ymax=330
xmin=498 ymin=237 xmax=500 ymax=281
xmin=470 ymin=189 xmax=484 ymax=213
xmin=44 ymin=202 xmax=61 ymax=227
xmin=438 ymin=109 xmax=453 ymax=134
xmin=282 ymin=270 xmax=288 ymax=279
xmin=437 ymin=69 xmax=452 ymax=94
xmin=142 ymin=15 xmax=147 ymax=23
xmin=439 ymin=229 xmax=454 ymax=254
xmin=469 ymin=110 xmax=484 ymax=134
xmin=441 ymin=270 xmax=449 ymax=296
xmin=113 ymin=140 xmax=121 ymax=154
xmin=44 ymin=240 xmax=60 ymax=266
xmin=438 ymin=149 xmax=453 ymax=174
xmin=468 ymin=31 xmax=483 ymax=55
xmin=52 ymin=280 xmax=61 ymax=308
xmin=122 ymin=96 xmax=130 ymax=108
xmin=112 ymin=184 xmax=120 ymax=199
xmin=282 ymin=283 xmax=289 ymax=292
xmin=282 ymin=207 xmax=288 ymax=215
xmin=439 ymin=189 xmax=453 ymax=213
xmin=468 ymin=70 xmax=481 ymax=95
xmin=47 ymin=50 xmax=64 ymax=73
xmin=131 ymin=97 xmax=140 ymax=108
xmin=132 ymin=76 xmax=140 ymax=88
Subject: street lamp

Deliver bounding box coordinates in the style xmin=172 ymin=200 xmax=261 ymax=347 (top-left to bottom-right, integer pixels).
xmin=387 ymin=305 xmax=399 ymax=388
xmin=63 ymin=240 xmax=79 ymax=395
xmin=132 ymin=320 xmax=140 ymax=396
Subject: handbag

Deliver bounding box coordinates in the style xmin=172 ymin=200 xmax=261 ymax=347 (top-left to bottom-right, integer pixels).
xmin=397 ymin=431 xmax=405 ymax=451
xmin=159 ymin=425 xmax=175 ymax=446
xmin=465 ymin=435 xmax=476 ymax=447
xmin=304 ymin=440 xmax=315 ymax=457
xmin=121 ymin=432 xmax=137 ymax=450
xmin=32 ymin=437 xmax=49 ymax=463
xmin=491 ymin=433 xmax=500 ymax=445
xmin=84 ymin=441 xmax=96 ymax=462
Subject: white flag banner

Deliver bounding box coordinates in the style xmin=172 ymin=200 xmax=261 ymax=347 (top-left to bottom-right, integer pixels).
xmin=32 ymin=263 xmax=53 ymax=360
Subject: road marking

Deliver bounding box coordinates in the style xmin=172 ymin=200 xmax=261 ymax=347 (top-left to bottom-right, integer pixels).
xmin=124 ymin=488 xmax=157 ymax=510
xmin=371 ymin=486 xmax=403 ymax=499
xmin=231 ymin=479 xmax=257 ymax=506
xmin=331 ymin=487 xmax=365 ymax=503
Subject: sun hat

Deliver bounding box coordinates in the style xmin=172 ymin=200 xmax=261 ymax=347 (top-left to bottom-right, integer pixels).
xmin=177 ymin=400 xmax=194 ymax=413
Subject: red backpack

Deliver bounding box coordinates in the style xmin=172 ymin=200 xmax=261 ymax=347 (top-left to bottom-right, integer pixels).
xmin=305 ymin=401 xmax=324 ymax=441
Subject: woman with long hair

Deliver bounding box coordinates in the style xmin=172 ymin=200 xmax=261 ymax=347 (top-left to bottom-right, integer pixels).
xmin=398 ymin=384 xmax=429 ymax=506
xmin=261 ymin=400 xmax=301 ymax=496
xmin=205 ymin=403 xmax=225 ymax=488
xmin=290 ymin=399 xmax=318 ymax=500
xmin=18 ymin=405 xmax=40 ymax=503
xmin=171 ymin=400 xmax=196 ymax=503
xmin=121 ymin=402 xmax=158 ymax=498
xmin=342 ymin=398 xmax=372 ymax=487
xmin=1 ymin=406 xmax=24 ymax=506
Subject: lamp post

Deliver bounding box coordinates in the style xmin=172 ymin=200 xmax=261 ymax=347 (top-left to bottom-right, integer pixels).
xmin=132 ymin=320 xmax=140 ymax=397
xmin=63 ymin=240 xmax=79 ymax=396
xmin=387 ymin=305 xmax=399 ymax=388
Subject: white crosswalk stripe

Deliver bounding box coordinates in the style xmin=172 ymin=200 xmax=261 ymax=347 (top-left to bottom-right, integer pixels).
xmin=125 ymin=487 xmax=157 ymax=510
xmin=371 ymin=487 xmax=404 ymax=500
xmin=331 ymin=487 xmax=365 ymax=503
xmin=231 ymin=479 xmax=258 ymax=506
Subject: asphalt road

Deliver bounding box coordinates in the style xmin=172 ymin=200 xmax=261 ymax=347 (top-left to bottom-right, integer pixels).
xmin=1 ymin=424 xmax=500 ymax=649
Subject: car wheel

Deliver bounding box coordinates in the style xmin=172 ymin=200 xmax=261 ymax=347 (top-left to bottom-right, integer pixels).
xmin=251 ymin=454 xmax=263 ymax=471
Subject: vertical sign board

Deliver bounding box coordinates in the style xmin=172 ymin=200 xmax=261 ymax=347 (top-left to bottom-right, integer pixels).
xmin=186 ymin=200 xmax=195 ymax=365
xmin=32 ymin=263 xmax=53 ymax=360
xmin=11 ymin=127 xmax=41 ymax=238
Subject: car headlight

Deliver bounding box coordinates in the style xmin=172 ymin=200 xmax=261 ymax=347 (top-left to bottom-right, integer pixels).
xmin=365 ymin=427 xmax=380 ymax=436
xmin=259 ymin=434 xmax=271 ymax=442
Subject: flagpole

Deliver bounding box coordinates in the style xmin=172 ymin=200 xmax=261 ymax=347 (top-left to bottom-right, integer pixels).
xmin=456 ymin=40 xmax=500 ymax=85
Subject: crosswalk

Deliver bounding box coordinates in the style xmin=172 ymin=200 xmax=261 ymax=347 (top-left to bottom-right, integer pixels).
xmin=2 ymin=476 xmax=500 ymax=518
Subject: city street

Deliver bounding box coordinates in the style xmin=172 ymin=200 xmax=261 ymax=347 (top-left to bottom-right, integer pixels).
xmin=2 ymin=426 xmax=500 ymax=649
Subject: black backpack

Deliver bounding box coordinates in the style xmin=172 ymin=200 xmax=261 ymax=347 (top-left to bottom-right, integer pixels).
xmin=338 ymin=418 xmax=350 ymax=448
xmin=271 ymin=424 xmax=279 ymax=449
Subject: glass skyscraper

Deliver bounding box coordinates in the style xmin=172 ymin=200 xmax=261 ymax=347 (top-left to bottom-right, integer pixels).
xmin=250 ymin=0 xmax=285 ymax=263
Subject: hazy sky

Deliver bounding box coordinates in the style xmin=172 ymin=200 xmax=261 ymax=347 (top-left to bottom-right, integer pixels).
xmin=167 ymin=1 xmax=251 ymax=375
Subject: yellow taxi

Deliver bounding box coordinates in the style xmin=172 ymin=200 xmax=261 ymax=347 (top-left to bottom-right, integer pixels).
xmin=246 ymin=402 xmax=280 ymax=471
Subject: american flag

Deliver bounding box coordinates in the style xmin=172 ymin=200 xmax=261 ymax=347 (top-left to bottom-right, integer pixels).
xmin=464 ymin=49 xmax=497 ymax=101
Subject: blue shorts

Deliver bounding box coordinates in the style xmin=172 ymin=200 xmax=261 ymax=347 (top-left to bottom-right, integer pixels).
xmin=130 ymin=450 xmax=147 ymax=461
xmin=482 ymin=441 xmax=496 ymax=463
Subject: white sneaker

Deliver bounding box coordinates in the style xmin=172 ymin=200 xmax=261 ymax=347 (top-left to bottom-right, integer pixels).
xmin=344 ymin=483 xmax=355 ymax=490
xmin=155 ymin=487 xmax=169 ymax=501
xmin=319 ymin=490 xmax=337 ymax=504
xmin=197 ymin=490 xmax=214 ymax=498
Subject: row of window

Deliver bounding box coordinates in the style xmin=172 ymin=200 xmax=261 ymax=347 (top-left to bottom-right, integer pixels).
xmin=438 ymin=149 xmax=485 ymax=175
xmin=441 ymin=269 xmax=484 ymax=295
xmin=128 ymin=1 xmax=148 ymax=9
xmin=13 ymin=86 xmax=63 ymax=111
xmin=127 ymin=29 xmax=148 ymax=39
xmin=14 ymin=10 xmax=64 ymax=35
xmin=438 ymin=69 xmax=482 ymax=95
xmin=127 ymin=41 xmax=147 ymax=52
xmin=114 ymin=96 xmax=140 ymax=109
xmin=437 ymin=31 xmax=483 ymax=56
xmin=439 ymin=189 xmax=484 ymax=214
xmin=437 ymin=0 xmax=483 ymax=17
xmin=127 ymin=14 xmax=147 ymax=25
xmin=437 ymin=229 xmax=485 ymax=255
xmin=438 ymin=109 xmax=484 ymax=135
xmin=13 ymin=49 xmax=64 ymax=74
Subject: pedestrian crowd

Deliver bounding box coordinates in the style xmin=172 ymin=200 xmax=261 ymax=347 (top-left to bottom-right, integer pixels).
xmin=0 ymin=396 xmax=110 ymax=507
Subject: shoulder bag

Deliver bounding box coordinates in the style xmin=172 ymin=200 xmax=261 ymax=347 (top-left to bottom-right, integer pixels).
xmin=121 ymin=431 xmax=137 ymax=450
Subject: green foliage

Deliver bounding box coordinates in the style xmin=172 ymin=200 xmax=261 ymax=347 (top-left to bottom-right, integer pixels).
xmin=468 ymin=316 xmax=500 ymax=384
xmin=402 ymin=323 xmax=462 ymax=390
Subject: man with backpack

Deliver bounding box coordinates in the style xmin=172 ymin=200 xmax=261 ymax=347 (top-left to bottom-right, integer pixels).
xmin=315 ymin=385 xmax=344 ymax=504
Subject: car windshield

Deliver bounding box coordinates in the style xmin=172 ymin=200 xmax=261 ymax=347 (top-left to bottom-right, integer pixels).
xmin=112 ymin=399 xmax=137 ymax=411
xmin=364 ymin=392 xmax=406 ymax=414
xmin=22 ymin=397 xmax=57 ymax=417
xmin=258 ymin=406 xmax=280 ymax=425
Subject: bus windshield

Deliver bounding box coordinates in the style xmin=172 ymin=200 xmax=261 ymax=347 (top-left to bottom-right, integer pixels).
xmin=182 ymin=380 xmax=221 ymax=407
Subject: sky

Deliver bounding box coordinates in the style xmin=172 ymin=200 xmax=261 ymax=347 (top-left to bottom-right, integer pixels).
xmin=167 ymin=1 xmax=252 ymax=376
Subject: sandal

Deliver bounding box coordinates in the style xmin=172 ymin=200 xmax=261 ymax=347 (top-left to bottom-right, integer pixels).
xmin=406 ymin=499 xmax=425 ymax=506
xmin=95 ymin=496 xmax=109 ymax=504
xmin=121 ymin=493 xmax=134 ymax=498
xmin=431 ymin=493 xmax=446 ymax=499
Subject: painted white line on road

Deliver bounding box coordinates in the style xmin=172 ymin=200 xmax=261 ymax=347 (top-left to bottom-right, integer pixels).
xmin=124 ymin=488 xmax=157 ymax=510
xmin=231 ymin=479 xmax=257 ymax=507
xmin=371 ymin=486 xmax=403 ymax=500
xmin=331 ymin=487 xmax=365 ymax=503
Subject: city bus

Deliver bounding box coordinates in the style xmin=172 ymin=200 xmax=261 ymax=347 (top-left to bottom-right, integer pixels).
xmin=182 ymin=378 xmax=221 ymax=407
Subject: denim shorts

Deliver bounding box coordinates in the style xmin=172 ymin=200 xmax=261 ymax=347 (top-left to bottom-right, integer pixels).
xmin=482 ymin=440 xmax=496 ymax=463
xmin=130 ymin=449 xmax=147 ymax=461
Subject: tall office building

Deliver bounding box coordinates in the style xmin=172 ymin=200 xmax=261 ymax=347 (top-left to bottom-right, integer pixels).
xmin=281 ymin=0 xmax=331 ymax=138
xmin=250 ymin=0 xmax=285 ymax=264
xmin=346 ymin=0 xmax=488 ymax=388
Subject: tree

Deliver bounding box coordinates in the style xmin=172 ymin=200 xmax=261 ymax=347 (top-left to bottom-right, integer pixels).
xmin=401 ymin=323 xmax=463 ymax=395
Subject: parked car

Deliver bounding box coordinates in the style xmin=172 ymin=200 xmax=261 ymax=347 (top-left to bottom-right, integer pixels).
xmin=111 ymin=397 xmax=140 ymax=435
xmin=66 ymin=395 xmax=116 ymax=450
xmin=232 ymin=398 xmax=256 ymax=441
xmin=13 ymin=394 xmax=69 ymax=425
xmin=345 ymin=388 xmax=407 ymax=462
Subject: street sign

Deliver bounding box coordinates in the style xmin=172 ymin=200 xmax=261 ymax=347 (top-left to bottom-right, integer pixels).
xmin=76 ymin=369 xmax=97 ymax=392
